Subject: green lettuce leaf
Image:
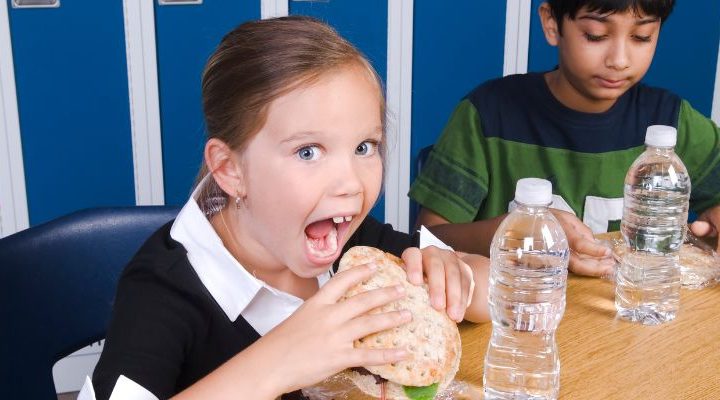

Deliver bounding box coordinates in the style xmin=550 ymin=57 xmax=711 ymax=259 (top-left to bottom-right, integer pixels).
xmin=403 ymin=383 xmax=439 ymax=400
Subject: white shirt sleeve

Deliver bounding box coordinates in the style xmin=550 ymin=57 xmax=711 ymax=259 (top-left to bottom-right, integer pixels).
xmin=419 ymin=225 xmax=454 ymax=251
xmin=78 ymin=375 xmax=159 ymax=400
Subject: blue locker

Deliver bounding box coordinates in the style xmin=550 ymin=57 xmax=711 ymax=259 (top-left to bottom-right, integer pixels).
xmin=528 ymin=0 xmax=720 ymax=116
xmin=155 ymin=1 xmax=260 ymax=206
xmin=409 ymin=0 xmax=506 ymax=224
xmin=290 ymin=0 xmax=388 ymax=222
xmin=8 ymin=0 xmax=134 ymax=226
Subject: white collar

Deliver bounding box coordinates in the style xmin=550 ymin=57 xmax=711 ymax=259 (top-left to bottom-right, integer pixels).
xmin=170 ymin=175 xmax=331 ymax=326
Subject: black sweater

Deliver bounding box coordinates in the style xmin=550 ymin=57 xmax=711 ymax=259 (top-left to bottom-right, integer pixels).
xmin=92 ymin=216 xmax=416 ymax=399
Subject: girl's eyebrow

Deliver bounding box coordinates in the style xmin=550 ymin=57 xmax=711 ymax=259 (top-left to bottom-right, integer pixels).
xmin=280 ymin=131 xmax=319 ymax=144
xmin=281 ymin=126 xmax=383 ymax=144
xmin=366 ymin=126 xmax=384 ymax=137
xmin=578 ymin=13 xmax=659 ymax=25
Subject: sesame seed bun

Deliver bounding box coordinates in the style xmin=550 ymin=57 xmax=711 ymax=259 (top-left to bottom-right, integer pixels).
xmin=338 ymin=246 xmax=461 ymax=399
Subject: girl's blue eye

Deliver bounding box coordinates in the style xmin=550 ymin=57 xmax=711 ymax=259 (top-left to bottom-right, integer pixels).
xmin=356 ymin=141 xmax=377 ymax=156
xmin=297 ymin=145 xmax=319 ymax=161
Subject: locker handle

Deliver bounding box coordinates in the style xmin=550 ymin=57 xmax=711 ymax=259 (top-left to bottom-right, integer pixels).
xmin=12 ymin=0 xmax=59 ymax=8
xmin=158 ymin=0 xmax=203 ymax=5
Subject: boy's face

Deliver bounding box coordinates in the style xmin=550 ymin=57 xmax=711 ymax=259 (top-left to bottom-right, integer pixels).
xmin=541 ymin=4 xmax=662 ymax=112
xmin=233 ymin=65 xmax=384 ymax=278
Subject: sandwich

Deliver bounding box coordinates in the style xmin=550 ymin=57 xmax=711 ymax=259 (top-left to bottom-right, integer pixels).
xmin=338 ymin=246 xmax=461 ymax=400
xmin=595 ymin=231 xmax=719 ymax=287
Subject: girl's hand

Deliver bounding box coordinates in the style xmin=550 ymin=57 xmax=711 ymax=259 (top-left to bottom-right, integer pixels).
xmin=550 ymin=209 xmax=615 ymax=277
xmin=401 ymin=246 xmax=474 ymax=322
xmin=258 ymin=263 xmax=411 ymax=396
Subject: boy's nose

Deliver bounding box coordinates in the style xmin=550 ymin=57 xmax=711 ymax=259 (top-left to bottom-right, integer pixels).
xmin=606 ymin=40 xmax=630 ymax=71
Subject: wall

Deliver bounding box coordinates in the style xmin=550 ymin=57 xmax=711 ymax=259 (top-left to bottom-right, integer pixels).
xmin=3 ymin=0 xmax=718 ymax=237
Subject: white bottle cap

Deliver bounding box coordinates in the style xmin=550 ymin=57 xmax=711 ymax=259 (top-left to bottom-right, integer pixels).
xmin=645 ymin=125 xmax=677 ymax=147
xmin=515 ymin=178 xmax=552 ymax=206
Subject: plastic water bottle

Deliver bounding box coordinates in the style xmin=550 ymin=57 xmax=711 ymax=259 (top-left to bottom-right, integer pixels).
xmin=484 ymin=178 xmax=569 ymax=400
xmin=616 ymin=125 xmax=690 ymax=325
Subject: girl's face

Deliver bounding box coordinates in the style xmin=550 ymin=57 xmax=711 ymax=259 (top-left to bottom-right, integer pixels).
xmin=234 ymin=65 xmax=383 ymax=277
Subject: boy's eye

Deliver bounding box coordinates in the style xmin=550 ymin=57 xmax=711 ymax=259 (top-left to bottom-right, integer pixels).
xmin=632 ymin=35 xmax=652 ymax=43
xmin=584 ymin=33 xmax=606 ymax=42
xmin=297 ymin=145 xmax=320 ymax=161
xmin=355 ymin=140 xmax=378 ymax=156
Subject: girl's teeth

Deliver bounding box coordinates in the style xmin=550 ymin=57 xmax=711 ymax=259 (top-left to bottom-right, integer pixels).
xmin=331 ymin=215 xmax=353 ymax=224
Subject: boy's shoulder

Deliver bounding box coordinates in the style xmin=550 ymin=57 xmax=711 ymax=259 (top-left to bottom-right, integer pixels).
xmin=465 ymin=72 xmax=542 ymax=102
xmin=462 ymin=72 xmax=552 ymax=118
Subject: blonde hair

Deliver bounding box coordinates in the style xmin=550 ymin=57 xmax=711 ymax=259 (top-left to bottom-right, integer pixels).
xmin=195 ymin=16 xmax=386 ymax=214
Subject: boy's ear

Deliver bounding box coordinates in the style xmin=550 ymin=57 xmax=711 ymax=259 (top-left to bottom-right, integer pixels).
xmin=204 ymin=138 xmax=246 ymax=199
xmin=539 ymin=2 xmax=560 ymax=46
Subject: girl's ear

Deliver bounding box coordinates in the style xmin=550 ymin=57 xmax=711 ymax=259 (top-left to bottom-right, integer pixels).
xmin=539 ymin=2 xmax=560 ymax=46
xmin=204 ymin=138 xmax=246 ymax=199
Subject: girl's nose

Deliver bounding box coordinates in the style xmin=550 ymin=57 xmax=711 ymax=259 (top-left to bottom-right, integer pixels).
xmin=329 ymin=157 xmax=363 ymax=197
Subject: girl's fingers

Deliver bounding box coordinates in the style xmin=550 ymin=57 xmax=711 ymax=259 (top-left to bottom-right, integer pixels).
xmin=344 ymin=310 xmax=412 ymax=340
xmin=316 ymin=263 xmax=377 ymax=303
xmin=347 ymin=347 xmax=409 ymax=368
xmin=401 ymin=247 xmax=424 ymax=285
xmin=337 ymin=284 xmax=406 ymax=319
xmin=464 ymin=261 xmax=476 ymax=307
xmin=443 ymin=258 xmax=463 ymax=322
xmin=425 ymin=254 xmax=446 ymax=311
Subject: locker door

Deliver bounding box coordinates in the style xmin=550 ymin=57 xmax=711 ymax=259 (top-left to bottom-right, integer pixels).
xmin=8 ymin=0 xmax=134 ymax=226
xmin=410 ymin=0 xmax=506 ymax=224
xmin=643 ymin=0 xmax=720 ymax=116
xmin=155 ymin=1 xmax=260 ymax=205
xmin=290 ymin=0 xmax=388 ymax=222
xmin=527 ymin=0 xmax=720 ymax=116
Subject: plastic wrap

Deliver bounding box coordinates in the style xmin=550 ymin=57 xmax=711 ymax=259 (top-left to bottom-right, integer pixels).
xmin=594 ymin=231 xmax=720 ymax=289
xmin=302 ymin=373 xmax=483 ymax=400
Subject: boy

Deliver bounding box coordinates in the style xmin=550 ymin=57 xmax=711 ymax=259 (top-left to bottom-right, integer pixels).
xmin=409 ymin=0 xmax=720 ymax=276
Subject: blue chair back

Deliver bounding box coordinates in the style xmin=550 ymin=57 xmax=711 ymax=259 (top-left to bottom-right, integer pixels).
xmin=0 ymin=206 xmax=180 ymax=399
xmin=410 ymin=145 xmax=434 ymax=227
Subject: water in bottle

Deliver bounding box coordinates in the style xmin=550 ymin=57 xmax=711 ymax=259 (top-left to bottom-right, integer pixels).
xmin=484 ymin=178 xmax=570 ymax=400
xmin=616 ymin=125 xmax=690 ymax=325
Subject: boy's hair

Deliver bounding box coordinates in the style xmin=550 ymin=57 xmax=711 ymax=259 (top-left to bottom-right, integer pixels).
xmin=547 ymin=0 xmax=675 ymax=32
xmin=195 ymin=16 xmax=385 ymax=212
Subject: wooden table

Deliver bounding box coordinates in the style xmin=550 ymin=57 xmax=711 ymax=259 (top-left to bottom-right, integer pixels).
xmin=457 ymin=275 xmax=720 ymax=399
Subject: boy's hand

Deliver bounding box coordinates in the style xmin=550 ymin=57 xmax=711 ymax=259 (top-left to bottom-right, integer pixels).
xmin=401 ymin=246 xmax=474 ymax=322
xmin=550 ymin=209 xmax=615 ymax=277
xmin=689 ymin=205 xmax=720 ymax=252
xmin=260 ymin=263 xmax=410 ymax=395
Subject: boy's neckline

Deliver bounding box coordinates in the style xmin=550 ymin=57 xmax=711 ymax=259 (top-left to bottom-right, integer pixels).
xmin=533 ymin=69 xmax=631 ymax=126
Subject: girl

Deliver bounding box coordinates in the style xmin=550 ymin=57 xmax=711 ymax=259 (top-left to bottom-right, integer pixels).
xmin=89 ymin=16 xmax=488 ymax=400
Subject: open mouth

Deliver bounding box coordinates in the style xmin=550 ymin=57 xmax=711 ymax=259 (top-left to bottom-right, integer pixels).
xmin=304 ymin=215 xmax=354 ymax=263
